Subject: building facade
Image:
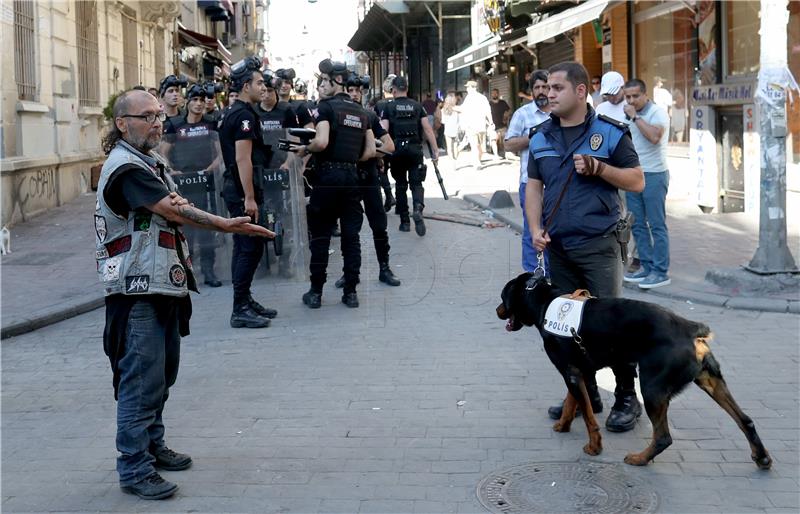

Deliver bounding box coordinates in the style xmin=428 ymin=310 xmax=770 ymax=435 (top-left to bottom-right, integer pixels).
xmin=1 ymin=0 xmax=266 ymax=227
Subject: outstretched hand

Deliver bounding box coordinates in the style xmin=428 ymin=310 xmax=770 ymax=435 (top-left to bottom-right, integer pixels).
xmin=225 ymin=216 xmax=275 ymax=238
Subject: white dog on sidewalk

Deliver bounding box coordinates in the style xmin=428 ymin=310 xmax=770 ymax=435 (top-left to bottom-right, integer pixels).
xmin=1 ymin=226 xmax=11 ymax=255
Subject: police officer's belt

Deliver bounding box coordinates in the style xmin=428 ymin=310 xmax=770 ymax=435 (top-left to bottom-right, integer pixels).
xmin=318 ymin=161 xmax=358 ymax=171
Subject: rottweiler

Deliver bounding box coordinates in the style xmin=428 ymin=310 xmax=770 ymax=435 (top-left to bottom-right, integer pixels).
xmin=496 ymin=272 xmax=772 ymax=469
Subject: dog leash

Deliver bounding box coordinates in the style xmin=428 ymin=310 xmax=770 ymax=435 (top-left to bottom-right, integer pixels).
xmin=532 ymin=166 xmax=576 ymax=280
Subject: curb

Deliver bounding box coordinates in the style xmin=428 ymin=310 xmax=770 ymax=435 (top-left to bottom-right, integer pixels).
xmin=463 ymin=194 xmax=800 ymax=314
xmin=1 ymin=295 xmax=104 ymax=340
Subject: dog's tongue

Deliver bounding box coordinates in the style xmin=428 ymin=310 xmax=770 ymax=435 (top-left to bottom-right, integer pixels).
xmin=505 ymin=319 xmax=514 ymax=331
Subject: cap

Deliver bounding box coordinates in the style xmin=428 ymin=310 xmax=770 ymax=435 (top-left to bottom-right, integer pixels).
xmin=600 ymin=71 xmax=625 ymax=96
xmin=465 ymin=80 xmax=478 ymax=88
xmin=391 ymin=75 xmax=408 ymax=90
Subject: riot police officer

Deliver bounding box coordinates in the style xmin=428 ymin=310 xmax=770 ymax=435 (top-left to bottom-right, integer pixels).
xmin=219 ymin=56 xmax=277 ymax=328
xmin=162 ymin=83 xmax=223 ymax=288
xmin=202 ymin=81 xmax=224 ymax=124
xmin=335 ymin=73 xmax=401 ymax=288
xmin=256 ymin=73 xmax=298 ymax=167
xmin=295 ymin=59 xmax=376 ymax=309
xmin=274 ymin=68 xmax=296 ymax=104
xmin=379 ymin=75 xmax=439 ymax=236
xmin=159 ymin=75 xmax=188 ymax=130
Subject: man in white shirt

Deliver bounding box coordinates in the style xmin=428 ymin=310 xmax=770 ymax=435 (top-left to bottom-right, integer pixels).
xmin=458 ymin=80 xmax=493 ymax=169
xmin=622 ymin=78 xmax=672 ymax=289
xmin=503 ymin=70 xmax=551 ymax=273
xmin=594 ymin=71 xmax=628 ymax=123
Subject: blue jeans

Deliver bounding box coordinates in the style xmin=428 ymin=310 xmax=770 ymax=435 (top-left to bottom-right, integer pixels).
xmin=626 ymin=171 xmax=670 ymax=275
xmin=116 ymin=300 xmax=180 ymax=485
xmin=519 ymin=182 xmax=549 ymax=274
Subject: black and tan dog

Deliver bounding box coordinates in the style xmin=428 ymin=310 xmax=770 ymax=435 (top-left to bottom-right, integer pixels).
xmin=496 ymin=272 xmax=772 ymax=469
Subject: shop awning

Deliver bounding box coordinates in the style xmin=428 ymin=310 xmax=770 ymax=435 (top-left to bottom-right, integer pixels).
xmin=177 ymin=25 xmax=231 ymax=64
xmin=348 ymin=4 xmax=402 ymax=52
xmin=446 ymin=36 xmax=501 ymax=73
xmin=526 ymin=0 xmax=608 ymax=47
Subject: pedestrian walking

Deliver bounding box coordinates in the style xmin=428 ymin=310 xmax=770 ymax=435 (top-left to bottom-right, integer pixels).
xmin=594 ymin=71 xmax=628 ymax=123
xmin=379 ymin=75 xmax=439 ymax=236
xmin=97 ymin=89 xmax=271 ymax=500
xmin=457 ymin=80 xmax=493 ymax=169
xmin=441 ymin=92 xmax=460 ymax=162
xmin=296 ymin=59 xmax=375 ymax=309
xmin=504 ymin=69 xmax=551 ymax=273
xmin=219 ymin=56 xmax=278 ymax=328
xmin=489 ymin=88 xmax=511 ymax=158
xmin=622 ymin=78 xmax=672 ymax=289
xmin=524 ymin=61 xmax=645 ymax=432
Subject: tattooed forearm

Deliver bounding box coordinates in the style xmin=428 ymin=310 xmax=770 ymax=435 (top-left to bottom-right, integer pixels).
xmin=177 ymin=205 xmax=214 ymax=226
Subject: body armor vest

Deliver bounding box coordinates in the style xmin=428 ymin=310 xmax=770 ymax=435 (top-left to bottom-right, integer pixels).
xmin=319 ymin=95 xmax=368 ymax=163
xmin=386 ymin=98 xmax=422 ymax=145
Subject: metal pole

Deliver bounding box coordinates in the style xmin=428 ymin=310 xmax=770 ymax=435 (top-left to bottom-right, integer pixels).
xmin=402 ymin=14 xmax=407 ymax=76
xmin=745 ymin=0 xmax=798 ymax=274
xmin=438 ymin=2 xmax=443 ymax=97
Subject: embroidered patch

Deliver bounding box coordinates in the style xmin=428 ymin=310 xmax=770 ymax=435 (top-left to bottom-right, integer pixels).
xmin=96 ymin=248 xmax=109 ymax=260
xmin=101 ymin=255 xmax=122 ymax=282
xmin=105 ymin=235 xmax=132 ymax=257
xmin=134 ymin=212 xmax=152 ymax=232
xmin=241 ymin=119 xmax=251 ymax=132
xmin=169 ymin=264 xmax=186 ymax=287
xmin=94 ymin=215 xmax=107 ymax=242
xmin=125 ymin=275 xmax=150 ymax=293
xmin=158 ymin=230 xmax=176 ymax=249
xmin=589 ymin=133 xmax=603 ymax=151
xmin=543 ymin=297 xmax=586 ymax=338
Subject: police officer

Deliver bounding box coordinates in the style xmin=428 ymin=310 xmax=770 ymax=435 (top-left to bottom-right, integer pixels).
xmin=256 ymin=72 xmax=298 ymax=167
xmin=524 ymin=61 xmax=645 ymax=432
xmin=274 ymin=68 xmax=296 ymax=104
xmin=379 ymin=75 xmax=439 ymax=236
xmin=219 ymin=56 xmax=278 ymax=328
xmin=295 ymin=59 xmax=376 ymax=309
xmin=373 ymin=77 xmax=396 ymax=213
xmin=97 ymin=89 xmax=271 ymax=499
xmin=332 ymin=73 xmax=401 ymax=288
xmin=158 ymin=75 xmax=187 ymax=130
xmin=203 ymin=82 xmax=223 ymax=124
xmin=162 ymin=83 xmax=223 ymax=288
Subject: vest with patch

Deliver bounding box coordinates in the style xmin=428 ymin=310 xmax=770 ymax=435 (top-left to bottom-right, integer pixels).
xmin=542 ymin=290 xmax=593 ymax=338
xmin=385 ymin=97 xmax=423 ymax=145
xmin=95 ymin=142 xmax=195 ymax=297
xmin=319 ymin=94 xmax=368 ymax=163
xmin=529 ymin=112 xmax=627 ymax=249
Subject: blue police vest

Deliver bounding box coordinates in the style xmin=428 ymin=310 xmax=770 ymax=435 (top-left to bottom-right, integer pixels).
xmin=529 ymin=112 xmax=627 ymax=250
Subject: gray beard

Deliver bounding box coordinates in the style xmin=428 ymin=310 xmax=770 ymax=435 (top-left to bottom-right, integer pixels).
xmin=535 ymin=96 xmax=549 ymax=108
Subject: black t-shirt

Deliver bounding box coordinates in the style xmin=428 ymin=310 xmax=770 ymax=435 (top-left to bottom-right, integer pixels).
xmin=490 ymin=99 xmax=510 ymax=128
xmin=219 ymin=100 xmax=270 ymax=172
xmin=527 ymin=126 xmax=640 ymax=180
xmin=294 ymin=100 xmax=315 ymax=127
xmin=105 ymin=165 xmax=171 ymax=217
xmin=164 ymin=116 xmax=218 ymax=172
xmin=255 ymin=102 xmax=298 ymax=131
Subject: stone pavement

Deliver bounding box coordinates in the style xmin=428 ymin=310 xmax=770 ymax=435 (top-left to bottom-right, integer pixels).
xmin=464 ymin=189 xmax=800 ymax=313
xmin=2 ymin=197 xmax=799 ymax=513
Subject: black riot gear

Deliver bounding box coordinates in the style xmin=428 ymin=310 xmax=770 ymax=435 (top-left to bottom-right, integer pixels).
xmin=159 ymin=74 xmax=188 ymax=96
xmin=318 ymin=95 xmax=368 ymax=163
xmin=230 ymin=56 xmax=263 ymax=92
xmin=384 ymin=98 xmax=423 ymax=146
xmin=346 ymin=74 xmax=370 ymax=90
xmin=318 ymin=59 xmax=349 ymax=85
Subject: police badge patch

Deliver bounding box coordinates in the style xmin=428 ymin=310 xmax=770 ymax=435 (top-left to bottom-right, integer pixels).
xmin=590 ymin=133 xmax=603 ymax=151
xmin=169 ymin=264 xmax=186 ymax=287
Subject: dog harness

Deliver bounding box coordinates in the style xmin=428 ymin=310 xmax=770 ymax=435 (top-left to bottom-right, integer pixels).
xmin=542 ymin=289 xmax=593 ymax=339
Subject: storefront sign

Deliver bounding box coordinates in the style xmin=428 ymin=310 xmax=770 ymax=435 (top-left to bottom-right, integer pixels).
xmin=690 ymin=106 xmax=718 ymax=209
xmin=691 ymin=83 xmax=755 ymax=105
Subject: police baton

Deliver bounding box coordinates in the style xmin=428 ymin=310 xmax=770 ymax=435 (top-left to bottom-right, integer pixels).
xmin=424 ymin=141 xmax=448 ymax=200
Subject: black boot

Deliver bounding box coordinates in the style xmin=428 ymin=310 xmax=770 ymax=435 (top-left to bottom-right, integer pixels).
xmin=412 ymin=206 xmax=426 ymax=236
xmin=399 ymin=216 xmax=411 ymax=232
xmin=547 ymin=384 xmax=603 ymax=420
xmin=383 ymin=189 xmax=396 ymax=212
xmin=378 ymin=262 xmax=401 ymax=286
xmin=203 ymin=270 xmax=222 ymax=287
xmin=230 ymin=299 xmax=270 ymax=328
xmin=341 ymin=291 xmax=359 ymax=308
xmin=605 ymin=392 xmax=642 ymax=432
xmin=248 ymin=295 xmax=277 ymax=318
xmin=335 ymin=275 xmax=360 ymax=289
xmin=302 ymin=289 xmax=322 ymax=309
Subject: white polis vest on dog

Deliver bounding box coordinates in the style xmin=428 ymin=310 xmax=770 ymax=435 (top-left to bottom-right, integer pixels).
xmin=542 ymin=290 xmax=593 ymax=338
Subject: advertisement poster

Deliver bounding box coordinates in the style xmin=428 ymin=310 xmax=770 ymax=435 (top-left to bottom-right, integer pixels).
xmin=697 ymin=0 xmax=717 ymax=85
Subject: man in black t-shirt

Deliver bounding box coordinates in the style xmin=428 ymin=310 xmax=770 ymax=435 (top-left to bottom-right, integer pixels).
xmin=99 ymin=89 xmax=271 ymax=500
xmin=490 ymin=89 xmax=511 ymax=157
xmin=219 ymin=56 xmax=277 ymax=329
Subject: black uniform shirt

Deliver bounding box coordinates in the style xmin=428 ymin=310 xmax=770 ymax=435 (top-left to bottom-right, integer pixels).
xmin=219 ymin=100 xmax=270 ymax=173
xmin=164 ymin=115 xmax=218 ymax=172
xmin=294 ymin=100 xmax=316 ymax=127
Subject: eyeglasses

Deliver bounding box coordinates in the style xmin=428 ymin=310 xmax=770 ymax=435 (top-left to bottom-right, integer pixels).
xmin=120 ymin=112 xmax=167 ymax=124
xmin=591 ymin=81 xmax=600 ymax=85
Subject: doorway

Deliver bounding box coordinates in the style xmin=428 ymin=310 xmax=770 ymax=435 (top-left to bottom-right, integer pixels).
xmin=717 ymin=109 xmax=745 ymax=213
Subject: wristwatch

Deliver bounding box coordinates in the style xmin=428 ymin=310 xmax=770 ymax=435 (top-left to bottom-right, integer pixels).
xmin=631 ymin=116 xmax=640 ymax=123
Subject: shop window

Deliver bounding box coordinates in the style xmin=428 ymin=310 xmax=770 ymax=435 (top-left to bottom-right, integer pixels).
xmin=725 ymin=0 xmax=760 ymax=78
xmin=788 ymin=3 xmax=800 ymax=165
xmin=633 ymin=3 xmax=696 ymax=144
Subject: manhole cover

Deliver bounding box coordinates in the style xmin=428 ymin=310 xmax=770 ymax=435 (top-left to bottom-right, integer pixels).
xmin=476 ymin=461 xmax=659 ymax=514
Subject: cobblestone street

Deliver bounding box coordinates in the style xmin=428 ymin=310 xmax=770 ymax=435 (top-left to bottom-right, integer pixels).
xmin=2 ymin=202 xmax=798 ymax=513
